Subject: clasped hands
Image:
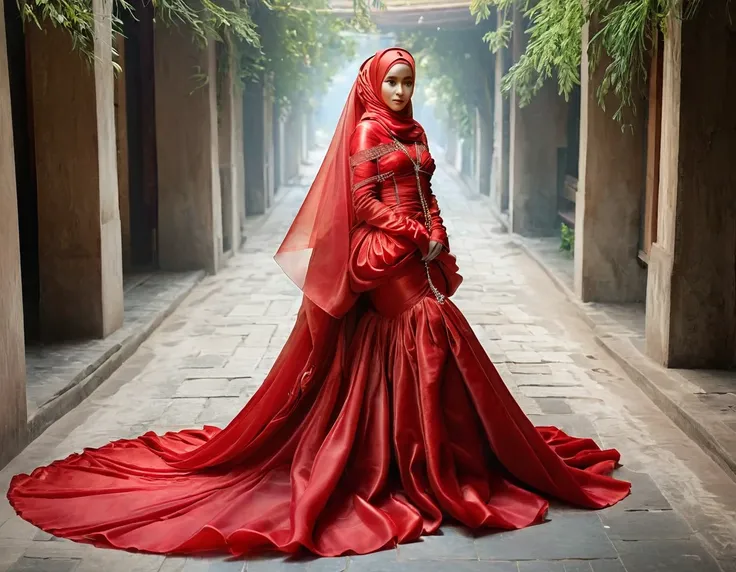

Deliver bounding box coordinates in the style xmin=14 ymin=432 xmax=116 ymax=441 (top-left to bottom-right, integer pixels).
xmin=422 ymin=240 xmax=444 ymax=262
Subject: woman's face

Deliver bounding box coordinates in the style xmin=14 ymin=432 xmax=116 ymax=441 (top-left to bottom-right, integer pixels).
xmin=381 ymin=63 xmax=414 ymax=113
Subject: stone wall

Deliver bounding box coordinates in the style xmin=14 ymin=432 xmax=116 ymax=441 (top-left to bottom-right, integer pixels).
xmin=0 ymin=0 xmax=29 ymax=466
xmin=244 ymin=82 xmax=268 ymax=216
xmin=217 ymin=45 xmax=241 ymax=254
xmin=154 ymin=27 xmax=222 ymax=274
xmin=27 ymin=0 xmax=124 ymax=340
xmin=115 ymin=34 xmax=131 ymax=271
xmin=646 ymin=4 xmax=736 ymax=368
xmin=573 ymin=20 xmax=647 ymax=303
xmin=508 ymin=7 xmax=567 ymax=237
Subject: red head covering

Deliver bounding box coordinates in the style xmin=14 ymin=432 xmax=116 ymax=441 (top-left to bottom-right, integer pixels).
xmin=274 ymin=47 xmax=423 ymax=320
xmin=357 ymin=48 xmax=425 ymax=141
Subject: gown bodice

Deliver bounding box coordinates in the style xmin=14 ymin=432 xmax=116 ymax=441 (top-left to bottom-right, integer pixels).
xmin=350 ymin=132 xmax=436 ymax=212
xmin=348 ymin=118 xmax=448 ymax=247
xmin=347 ymin=119 xmax=462 ymax=309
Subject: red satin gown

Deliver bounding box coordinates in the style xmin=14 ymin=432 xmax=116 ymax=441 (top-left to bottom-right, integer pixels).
xmin=8 ymin=119 xmax=630 ymax=557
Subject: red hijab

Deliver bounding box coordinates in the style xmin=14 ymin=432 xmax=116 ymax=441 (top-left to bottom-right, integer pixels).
xmin=274 ymin=47 xmax=425 ymax=319
xmin=357 ymin=48 xmax=425 ymax=142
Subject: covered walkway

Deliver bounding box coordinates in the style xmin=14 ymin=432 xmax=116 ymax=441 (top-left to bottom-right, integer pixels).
xmin=1 ymin=152 xmax=734 ymax=572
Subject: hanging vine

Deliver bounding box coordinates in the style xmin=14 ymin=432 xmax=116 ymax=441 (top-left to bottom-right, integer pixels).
xmin=399 ymin=27 xmax=494 ymax=140
xmin=470 ymin=0 xmax=703 ymax=121
xmin=17 ymin=0 xmax=375 ymax=106
xmin=236 ymin=0 xmax=368 ymax=111
xmin=18 ymin=0 xmax=260 ymax=65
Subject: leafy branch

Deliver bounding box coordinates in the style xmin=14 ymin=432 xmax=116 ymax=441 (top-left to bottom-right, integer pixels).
xmin=399 ymin=27 xmax=493 ymax=139
xmin=470 ymin=0 xmax=703 ymax=121
xmin=236 ymin=0 xmax=360 ymax=110
xmin=17 ymin=0 xmax=369 ymax=110
xmin=18 ymin=0 xmax=261 ymax=65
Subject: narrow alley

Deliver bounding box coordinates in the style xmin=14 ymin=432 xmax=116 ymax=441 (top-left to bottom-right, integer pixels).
xmin=1 ymin=154 xmax=735 ymax=572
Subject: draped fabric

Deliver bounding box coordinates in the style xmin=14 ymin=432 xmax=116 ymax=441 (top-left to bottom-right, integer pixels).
xmin=7 ymin=48 xmax=630 ymax=558
xmin=274 ymin=48 xmax=425 ymax=320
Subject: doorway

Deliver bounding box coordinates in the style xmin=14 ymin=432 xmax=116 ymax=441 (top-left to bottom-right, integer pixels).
xmin=122 ymin=0 xmax=159 ymax=271
xmin=556 ymin=83 xmax=580 ymax=230
xmin=5 ymin=0 xmax=39 ymax=341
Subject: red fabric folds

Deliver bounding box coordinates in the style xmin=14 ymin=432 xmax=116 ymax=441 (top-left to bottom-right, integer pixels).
xmin=7 ymin=47 xmax=630 ymax=559
xmin=274 ymin=47 xmax=425 ymax=319
xmin=8 ymin=291 xmax=629 ymax=557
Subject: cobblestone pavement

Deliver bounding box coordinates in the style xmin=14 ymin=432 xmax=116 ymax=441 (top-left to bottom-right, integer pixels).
xmin=2 ymin=154 xmax=736 ymax=572
xmin=25 ymin=271 xmax=203 ymax=415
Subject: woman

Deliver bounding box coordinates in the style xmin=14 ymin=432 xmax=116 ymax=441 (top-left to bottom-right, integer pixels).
xmin=8 ymin=48 xmax=630 ymax=558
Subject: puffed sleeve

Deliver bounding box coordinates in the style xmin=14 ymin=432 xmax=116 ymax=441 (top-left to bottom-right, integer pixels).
xmin=350 ymin=121 xmax=430 ymax=255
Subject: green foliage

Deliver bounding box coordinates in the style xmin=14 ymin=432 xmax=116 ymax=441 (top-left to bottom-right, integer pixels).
xmin=18 ymin=0 xmax=121 ymax=67
xmin=482 ymin=18 xmax=512 ymax=53
xmin=427 ymin=74 xmax=475 ymax=139
xmin=18 ymin=0 xmax=372 ymax=109
xmin=559 ymin=222 xmax=574 ymax=256
xmin=19 ymin=0 xmax=260 ymax=64
xmin=470 ymin=0 xmax=703 ymax=122
xmin=399 ymin=28 xmax=493 ymax=140
xmin=505 ymin=0 xmax=584 ymax=107
xmin=237 ymin=0 xmax=362 ymax=110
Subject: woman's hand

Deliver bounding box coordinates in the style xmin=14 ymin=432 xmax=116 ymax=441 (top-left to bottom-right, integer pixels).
xmin=422 ymin=240 xmax=443 ymax=262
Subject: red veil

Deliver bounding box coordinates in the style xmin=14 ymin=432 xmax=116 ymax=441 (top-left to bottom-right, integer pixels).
xmin=274 ymin=47 xmax=425 ymax=319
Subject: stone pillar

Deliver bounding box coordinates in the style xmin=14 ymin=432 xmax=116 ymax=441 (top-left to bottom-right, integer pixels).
xmin=217 ymin=44 xmax=240 ymax=254
xmin=286 ymin=109 xmax=302 ymax=181
xmin=0 ymin=0 xmax=28 ymax=467
xmin=243 ymin=82 xmax=268 ymax=215
xmin=154 ymin=28 xmax=222 ymax=273
xmin=306 ymin=109 xmax=316 ymax=153
xmin=477 ymin=104 xmax=493 ymax=197
xmin=277 ymin=115 xmax=286 ymax=188
xmin=114 ymin=33 xmax=131 ymax=271
xmin=301 ymin=111 xmax=308 ymax=163
xmin=445 ymin=128 xmax=458 ymax=166
xmin=273 ymin=99 xmax=282 ymax=191
xmin=474 ymin=107 xmax=482 ymax=191
xmin=282 ymin=115 xmax=292 ymax=183
xmin=264 ymin=91 xmax=276 ymax=204
xmin=573 ymin=21 xmax=647 ymax=303
xmin=491 ymin=14 xmax=512 ymax=213
xmin=28 ymin=0 xmax=124 ymax=340
xmin=508 ymin=7 xmax=567 ymax=236
xmin=233 ymin=83 xmax=247 ymax=241
xmin=461 ymin=137 xmax=473 ymax=181
xmin=645 ymin=5 xmax=736 ymax=368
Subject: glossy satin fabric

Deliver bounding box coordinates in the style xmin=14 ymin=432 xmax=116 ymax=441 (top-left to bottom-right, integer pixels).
xmin=274 ymin=48 xmax=425 ymax=319
xmin=7 ymin=121 xmax=630 ymax=558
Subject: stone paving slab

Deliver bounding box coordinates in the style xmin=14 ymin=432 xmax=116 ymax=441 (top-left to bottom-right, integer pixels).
xmin=518 ymin=235 xmax=736 ymax=487
xmin=18 ymin=271 xmax=205 ymax=464
xmin=397 ymin=526 xmax=477 ymax=561
xmin=25 ymin=273 xmax=203 ymax=415
xmin=613 ymin=538 xmax=723 ymax=572
xmin=473 ymin=514 xmax=617 ymax=561
xmin=1 ymin=155 xmax=735 ymax=571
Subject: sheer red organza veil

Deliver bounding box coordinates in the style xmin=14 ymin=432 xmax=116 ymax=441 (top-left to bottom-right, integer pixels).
xmin=274 ymin=48 xmax=425 ymax=319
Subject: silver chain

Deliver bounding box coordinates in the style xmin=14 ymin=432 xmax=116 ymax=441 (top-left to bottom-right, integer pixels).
xmin=392 ymin=138 xmax=446 ymax=304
